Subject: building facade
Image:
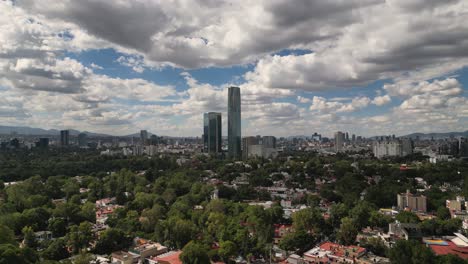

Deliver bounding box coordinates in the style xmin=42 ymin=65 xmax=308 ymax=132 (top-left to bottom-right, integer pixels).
xmin=78 ymin=133 xmax=88 ymax=147
xmin=397 ymin=190 xmax=427 ymax=212
xmin=262 ymin=136 xmax=276 ymax=149
xmin=242 ymin=136 xmax=258 ymax=159
xmin=60 ymin=130 xmax=69 ymax=146
xmin=140 ymin=130 xmax=148 ymax=146
xmin=228 ymin=86 xmax=241 ymax=159
xmin=334 ymin=131 xmax=345 ymax=152
xmin=373 ymin=138 xmax=414 ymax=158
xmin=203 ymin=112 xmax=222 ymax=154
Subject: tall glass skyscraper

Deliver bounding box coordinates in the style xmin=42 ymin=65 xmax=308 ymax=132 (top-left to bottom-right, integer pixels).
xmin=60 ymin=130 xmax=69 ymax=146
xmin=203 ymin=112 xmax=222 ymax=153
xmin=228 ymin=86 xmax=241 ymax=159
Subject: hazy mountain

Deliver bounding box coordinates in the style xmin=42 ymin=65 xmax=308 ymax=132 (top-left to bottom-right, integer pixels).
xmin=0 ymin=125 xmax=111 ymax=137
xmin=403 ymin=130 xmax=468 ymax=140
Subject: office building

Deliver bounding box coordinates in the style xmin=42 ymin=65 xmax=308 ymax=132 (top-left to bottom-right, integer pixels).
xmin=460 ymin=138 xmax=468 ymax=157
xmin=397 ymin=190 xmax=427 ymax=212
xmin=262 ymin=136 xmax=276 ymax=149
xmin=60 ymin=130 xmax=69 ymax=146
xmin=36 ymin=138 xmax=49 ymax=148
xmin=150 ymin=135 xmax=158 ymax=145
xmin=248 ymin=144 xmax=278 ymax=159
xmin=334 ymin=131 xmax=345 ymax=152
xmin=312 ymin=132 xmax=322 ymax=142
xmin=242 ymin=136 xmax=258 ymax=159
xmin=203 ymin=112 xmax=222 ymax=154
xmin=401 ymin=138 xmax=414 ymax=156
xmin=373 ymin=140 xmax=402 ymax=158
xmin=373 ymin=138 xmax=414 ymax=158
xmin=78 ymin=133 xmax=88 ymax=147
xmin=140 ymin=130 xmax=148 ymax=146
xmin=228 ymin=86 xmax=241 ymax=159
xmin=352 ymin=134 xmax=356 ymax=142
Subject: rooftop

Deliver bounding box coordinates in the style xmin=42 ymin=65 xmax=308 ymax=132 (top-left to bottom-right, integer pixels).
xmin=151 ymin=250 xmax=182 ymax=264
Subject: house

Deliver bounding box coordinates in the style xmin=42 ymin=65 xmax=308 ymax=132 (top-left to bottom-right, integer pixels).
xmin=130 ymin=238 xmax=168 ymax=262
xmin=147 ymin=250 xmax=182 ymax=264
xmin=111 ymin=251 xmax=139 ymax=264
xmin=34 ymin=231 xmax=53 ymax=242
xmin=388 ymin=222 xmax=422 ymax=241
xmin=274 ymin=224 xmax=294 ymax=244
xmin=303 ymin=242 xmax=366 ymax=263
xmin=424 ymin=233 xmax=468 ymax=260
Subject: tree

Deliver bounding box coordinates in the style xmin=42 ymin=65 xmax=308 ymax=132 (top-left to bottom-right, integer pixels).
xmin=436 ymin=206 xmax=450 ymax=220
xmin=0 ymin=225 xmax=16 ymax=245
xmin=80 ymin=202 xmax=96 ymax=222
xmin=218 ymin=240 xmax=237 ymax=262
xmin=279 ymin=231 xmax=316 ymax=254
xmin=360 ymin=237 xmax=387 ymax=257
xmin=48 ymin=218 xmax=67 ymax=238
xmin=41 ymin=238 xmax=70 ymax=261
xmin=66 ymin=222 xmax=93 ymax=254
xmin=22 ymin=226 xmax=37 ymax=249
xmin=349 ymin=201 xmax=375 ymax=229
xmin=0 ymin=244 xmax=38 ymax=264
xmin=435 ymin=254 xmax=466 ymax=264
xmin=329 ymin=203 xmax=348 ymax=228
xmin=180 ymin=241 xmax=210 ymax=264
xmin=292 ymin=208 xmax=325 ymax=234
xmin=337 ymin=217 xmax=358 ymax=245
xmin=388 ymin=240 xmax=435 ymax=264
xmin=396 ymin=211 xmax=420 ymax=224
xmin=94 ymin=228 xmax=131 ymax=254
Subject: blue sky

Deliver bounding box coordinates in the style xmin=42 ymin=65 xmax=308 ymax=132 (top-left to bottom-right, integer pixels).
xmin=0 ymin=0 xmax=467 ymax=137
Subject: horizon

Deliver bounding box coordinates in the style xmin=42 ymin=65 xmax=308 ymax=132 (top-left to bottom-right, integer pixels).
xmin=0 ymin=1 xmax=467 ymax=138
xmin=0 ymin=124 xmax=467 ymax=139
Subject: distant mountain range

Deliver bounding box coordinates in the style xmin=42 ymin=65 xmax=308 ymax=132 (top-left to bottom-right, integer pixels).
xmin=402 ymin=130 xmax=468 ymax=140
xmin=0 ymin=125 xmax=466 ymax=139
xmin=0 ymin=125 xmax=114 ymax=137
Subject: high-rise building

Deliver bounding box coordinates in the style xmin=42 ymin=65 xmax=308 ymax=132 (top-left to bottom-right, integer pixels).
xmin=150 ymin=135 xmax=158 ymax=145
xmin=60 ymin=130 xmax=69 ymax=146
xmin=203 ymin=112 xmax=222 ymax=153
xmin=345 ymin=132 xmax=349 ymax=142
xmin=312 ymin=132 xmax=322 ymax=142
xmin=36 ymin=138 xmax=49 ymax=148
xmin=242 ymin=136 xmax=258 ymax=159
xmin=401 ymin=138 xmax=414 ymax=156
xmin=352 ymin=134 xmax=356 ymax=142
xmin=228 ymin=86 xmax=241 ymax=159
xmin=373 ymin=140 xmax=402 ymax=158
xmin=140 ymin=130 xmax=148 ymax=146
xmin=262 ymin=136 xmax=276 ymax=149
xmin=78 ymin=133 xmax=88 ymax=147
xmin=334 ymin=131 xmax=345 ymax=152
xmin=460 ymin=138 xmax=468 ymax=157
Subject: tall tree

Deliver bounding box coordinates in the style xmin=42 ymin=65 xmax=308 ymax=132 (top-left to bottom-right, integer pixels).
xmin=337 ymin=217 xmax=358 ymax=245
xmin=180 ymin=241 xmax=210 ymax=264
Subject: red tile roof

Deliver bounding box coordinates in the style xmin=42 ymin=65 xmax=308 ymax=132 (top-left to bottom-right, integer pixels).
xmin=154 ymin=250 xmax=182 ymax=264
xmin=429 ymin=241 xmax=468 ymax=259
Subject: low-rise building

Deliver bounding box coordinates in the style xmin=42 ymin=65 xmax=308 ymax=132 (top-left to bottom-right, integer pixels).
xmin=303 ymin=242 xmax=366 ymax=263
xmin=424 ymin=233 xmax=468 ymax=260
xmin=397 ymin=190 xmax=427 ymax=212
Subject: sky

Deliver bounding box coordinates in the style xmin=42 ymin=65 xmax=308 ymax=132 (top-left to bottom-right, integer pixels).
xmin=0 ymin=0 xmax=467 ymax=138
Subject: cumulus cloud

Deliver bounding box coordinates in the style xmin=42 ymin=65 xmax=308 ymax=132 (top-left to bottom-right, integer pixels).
xmin=371 ymin=95 xmax=391 ymax=106
xmin=0 ymin=0 xmax=467 ymax=136
xmin=243 ymin=0 xmax=468 ymax=91
xmin=309 ymin=96 xmax=371 ymax=113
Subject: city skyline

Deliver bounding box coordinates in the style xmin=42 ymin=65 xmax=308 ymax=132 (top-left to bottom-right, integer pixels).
xmin=0 ymin=1 xmax=467 ymax=138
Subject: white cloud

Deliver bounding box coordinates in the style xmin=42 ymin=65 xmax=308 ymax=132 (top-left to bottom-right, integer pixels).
xmin=371 ymin=95 xmax=391 ymax=106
